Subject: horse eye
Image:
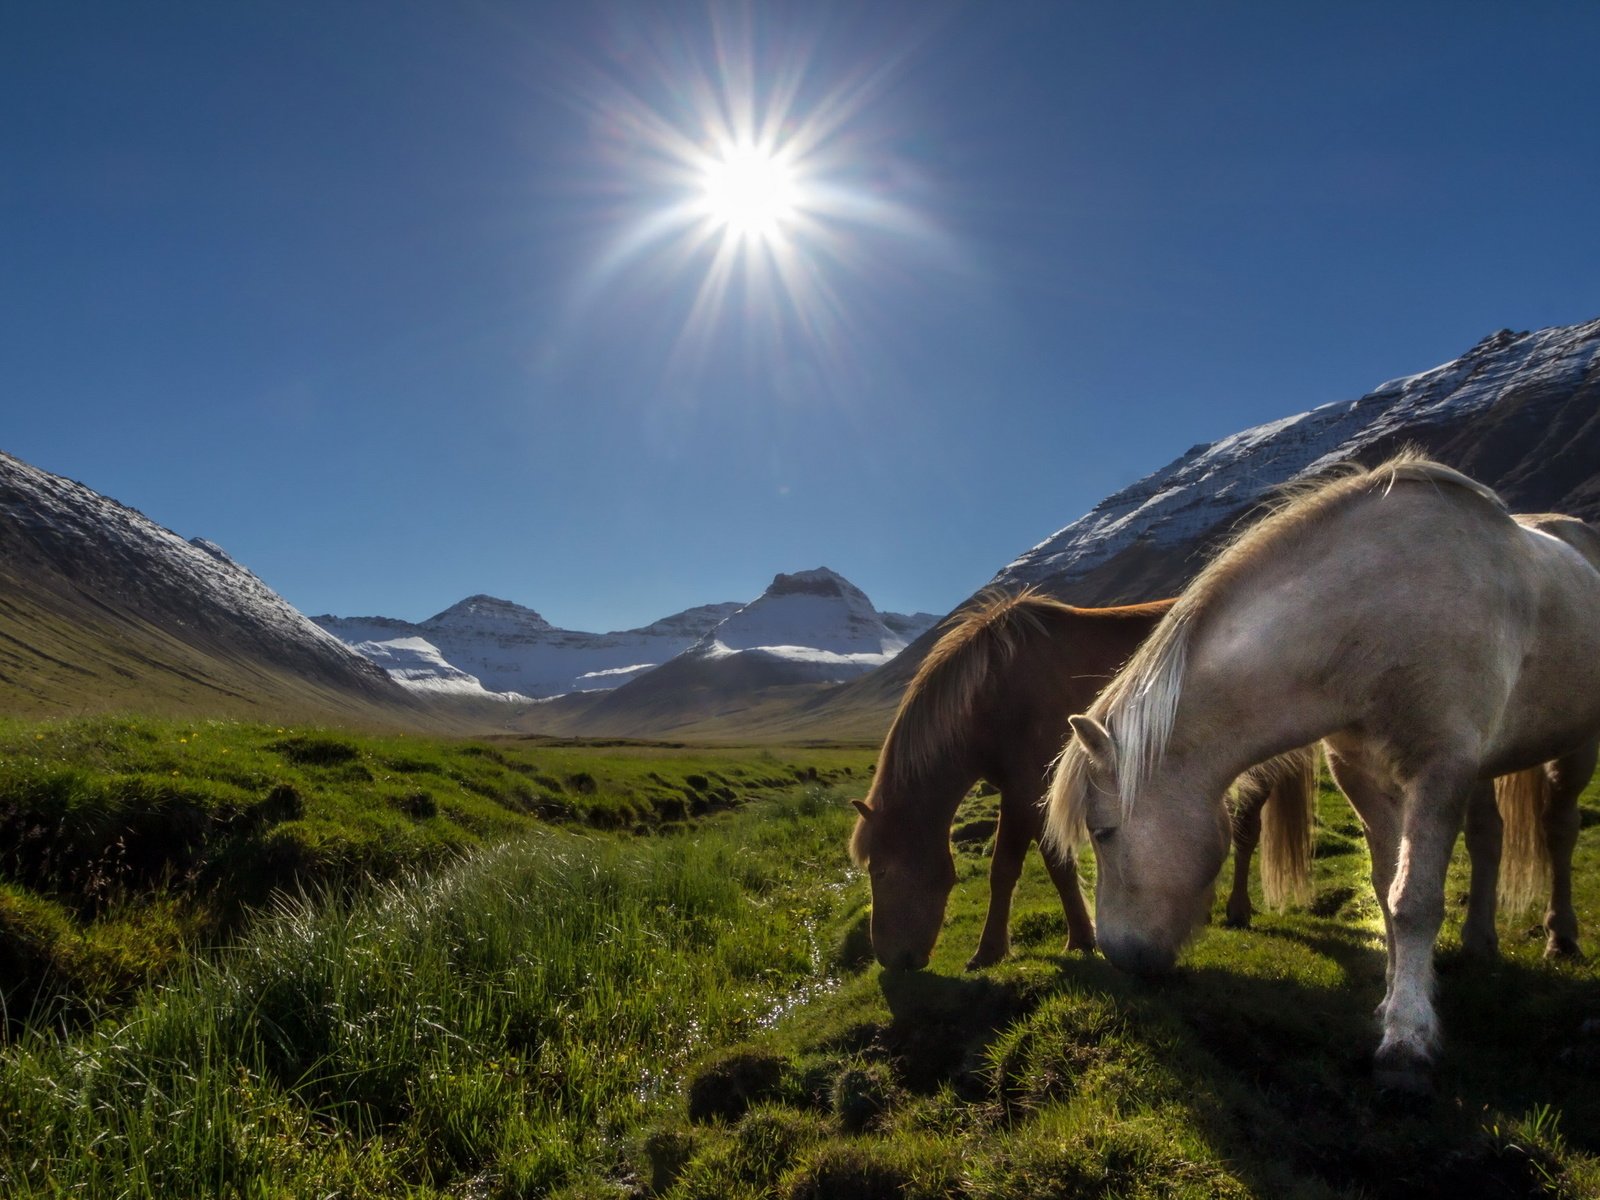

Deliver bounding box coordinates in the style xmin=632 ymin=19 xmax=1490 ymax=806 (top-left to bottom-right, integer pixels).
xmin=1090 ymin=827 xmax=1117 ymax=846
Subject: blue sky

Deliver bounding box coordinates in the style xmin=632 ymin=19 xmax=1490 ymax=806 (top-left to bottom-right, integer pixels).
xmin=5 ymin=2 xmax=1599 ymax=631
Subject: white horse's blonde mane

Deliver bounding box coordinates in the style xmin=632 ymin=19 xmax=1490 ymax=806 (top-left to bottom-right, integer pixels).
xmin=1045 ymin=452 xmax=1506 ymax=850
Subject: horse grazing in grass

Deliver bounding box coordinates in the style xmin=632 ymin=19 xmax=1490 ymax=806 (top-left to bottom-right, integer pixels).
xmin=1047 ymin=454 xmax=1600 ymax=1093
xmin=848 ymin=590 xmax=1317 ymax=973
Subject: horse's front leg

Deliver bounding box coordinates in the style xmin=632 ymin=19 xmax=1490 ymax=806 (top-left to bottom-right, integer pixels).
xmin=1543 ymin=741 xmax=1596 ymax=958
xmin=1375 ymin=762 xmax=1474 ymax=1094
xmin=1225 ymin=777 xmax=1268 ymax=928
xmin=1326 ymin=746 xmax=1402 ymax=1012
xmin=968 ymin=795 xmax=1031 ymax=970
xmin=1460 ymin=779 xmax=1501 ymax=959
xmin=1038 ymin=826 xmax=1096 ymax=953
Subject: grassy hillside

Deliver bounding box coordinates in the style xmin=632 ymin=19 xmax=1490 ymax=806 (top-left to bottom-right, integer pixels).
xmin=4 ymin=724 xmax=1599 ymax=1197
xmin=0 ymin=564 xmax=424 ymax=727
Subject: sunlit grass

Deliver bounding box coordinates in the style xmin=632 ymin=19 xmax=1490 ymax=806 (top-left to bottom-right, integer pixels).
xmin=0 ymin=715 xmax=871 ymax=1025
xmin=631 ymin=773 xmax=1600 ymax=1198
xmin=6 ymin=721 xmax=1599 ymax=1197
xmin=0 ymin=788 xmax=861 ymax=1197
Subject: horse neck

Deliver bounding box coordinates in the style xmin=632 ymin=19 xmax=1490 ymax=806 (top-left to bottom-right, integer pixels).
xmin=987 ymin=606 xmax=1166 ymax=798
xmin=873 ymin=710 xmax=984 ymax=841
xmin=1162 ymin=573 xmax=1360 ymax=790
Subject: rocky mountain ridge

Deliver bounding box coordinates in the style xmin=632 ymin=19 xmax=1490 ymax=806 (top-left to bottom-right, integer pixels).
xmin=998 ymin=317 xmax=1600 ymax=603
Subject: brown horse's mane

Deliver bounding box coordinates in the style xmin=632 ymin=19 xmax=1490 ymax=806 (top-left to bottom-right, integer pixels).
xmin=879 ymin=588 xmax=1054 ymax=792
xmin=1048 ymin=451 xmax=1507 ymax=843
xmin=850 ymin=588 xmax=1168 ymax=867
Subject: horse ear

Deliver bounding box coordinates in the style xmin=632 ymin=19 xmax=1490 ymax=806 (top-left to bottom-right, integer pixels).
xmin=1069 ymin=715 xmax=1115 ymax=770
xmin=851 ymin=799 xmax=874 ymax=821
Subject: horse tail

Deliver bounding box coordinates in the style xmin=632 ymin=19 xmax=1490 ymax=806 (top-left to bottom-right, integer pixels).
xmin=1496 ymin=766 xmax=1550 ymax=913
xmin=1258 ymin=745 xmax=1317 ymax=910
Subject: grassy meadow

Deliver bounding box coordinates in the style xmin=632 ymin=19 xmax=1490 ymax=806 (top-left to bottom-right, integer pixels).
xmin=1 ymin=717 xmax=1599 ymax=1197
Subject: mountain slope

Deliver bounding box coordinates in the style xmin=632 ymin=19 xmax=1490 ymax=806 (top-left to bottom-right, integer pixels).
xmin=790 ymin=315 xmax=1600 ymax=741
xmin=0 ymin=450 xmax=422 ymax=724
xmin=998 ymin=319 xmax=1600 ymax=603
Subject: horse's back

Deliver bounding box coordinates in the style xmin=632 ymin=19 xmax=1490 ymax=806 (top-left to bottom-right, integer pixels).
xmin=1517 ymin=512 xmax=1600 ymax=573
xmin=1485 ymin=516 xmax=1600 ymax=772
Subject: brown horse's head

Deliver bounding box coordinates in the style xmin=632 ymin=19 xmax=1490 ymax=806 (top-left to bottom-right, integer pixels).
xmin=850 ymin=798 xmax=956 ymax=971
xmin=1049 ymin=715 xmax=1228 ymax=976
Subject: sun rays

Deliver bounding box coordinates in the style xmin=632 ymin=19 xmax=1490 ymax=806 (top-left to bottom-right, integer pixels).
xmin=561 ymin=7 xmax=952 ymax=382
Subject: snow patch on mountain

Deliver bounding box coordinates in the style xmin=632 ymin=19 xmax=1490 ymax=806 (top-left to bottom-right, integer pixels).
xmin=679 ymin=568 xmax=912 ymax=683
xmin=347 ymin=637 xmax=530 ymax=701
xmin=995 ymin=319 xmax=1600 ymax=592
xmin=315 ymin=598 xmax=743 ymax=699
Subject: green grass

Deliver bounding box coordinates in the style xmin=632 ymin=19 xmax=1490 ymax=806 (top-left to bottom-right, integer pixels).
xmin=0 ymin=715 xmax=870 ymax=1025
xmin=7 ymin=721 xmax=1600 ymax=1197
xmin=631 ymin=774 xmax=1600 ymax=1199
xmin=0 ymin=781 xmax=867 ymax=1197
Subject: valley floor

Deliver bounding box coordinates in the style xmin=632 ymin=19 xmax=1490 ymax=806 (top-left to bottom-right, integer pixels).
xmin=1 ymin=720 xmax=1598 ymax=1197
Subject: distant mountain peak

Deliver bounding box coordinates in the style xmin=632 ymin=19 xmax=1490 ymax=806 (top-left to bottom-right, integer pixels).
xmin=692 ymin=566 xmax=902 ymax=663
xmin=763 ymin=566 xmax=867 ymax=602
xmin=423 ymin=594 xmax=553 ymax=631
xmin=318 ymin=595 xmax=745 ymax=699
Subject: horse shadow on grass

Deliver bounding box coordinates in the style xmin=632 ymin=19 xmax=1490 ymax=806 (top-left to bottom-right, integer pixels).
xmin=866 ymin=966 xmax=1050 ymax=1095
xmin=864 ymin=931 xmax=1600 ymax=1199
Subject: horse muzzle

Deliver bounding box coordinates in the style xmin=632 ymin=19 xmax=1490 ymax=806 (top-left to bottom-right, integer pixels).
xmin=878 ymin=947 xmax=931 ymax=972
xmin=1098 ymin=933 xmax=1178 ymax=978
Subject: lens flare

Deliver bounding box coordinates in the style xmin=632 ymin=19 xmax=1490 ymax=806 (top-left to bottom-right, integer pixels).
xmin=556 ymin=7 xmax=959 ymax=386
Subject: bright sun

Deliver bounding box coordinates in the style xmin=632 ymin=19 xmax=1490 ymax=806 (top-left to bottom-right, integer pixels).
xmin=698 ymin=142 xmax=798 ymax=240
xmin=572 ymin=8 xmax=945 ymax=369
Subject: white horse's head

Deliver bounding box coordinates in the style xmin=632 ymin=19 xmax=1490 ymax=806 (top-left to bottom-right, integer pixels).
xmin=1049 ymin=714 xmax=1230 ymax=976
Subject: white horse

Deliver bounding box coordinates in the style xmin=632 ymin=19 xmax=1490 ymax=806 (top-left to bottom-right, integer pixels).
xmin=1046 ymin=454 xmax=1600 ymax=1093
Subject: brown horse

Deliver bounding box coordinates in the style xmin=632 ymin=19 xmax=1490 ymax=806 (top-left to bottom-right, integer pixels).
xmin=1048 ymin=455 xmax=1600 ymax=1092
xmin=848 ymin=590 xmax=1317 ymax=972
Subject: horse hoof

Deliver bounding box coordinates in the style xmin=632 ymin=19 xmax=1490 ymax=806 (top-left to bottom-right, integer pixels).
xmin=1460 ymin=932 xmax=1500 ymax=960
xmin=1222 ymin=911 xmax=1252 ymax=930
xmin=1373 ymin=1047 xmax=1434 ymax=1099
xmin=965 ymin=948 xmax=1005 ymax=971
xmin=1545 ymin=937 xmax=1585 ymax=961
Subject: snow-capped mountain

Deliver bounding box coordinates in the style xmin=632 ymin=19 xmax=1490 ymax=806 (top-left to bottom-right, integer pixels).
xmin=320 ymin=570 xmax=938 ymax=705
xmin=998 ymin=316 xmax=1600 ymax=603
xmin=315 ymin=596 xmax=743 ymax=700
xmin=0 ymin=449 xmax=410 ymax=720
xmin=688 ymin=568 xmax=919 ymax=681
xmin=547 ymin=568 xmax=938 ymax=735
